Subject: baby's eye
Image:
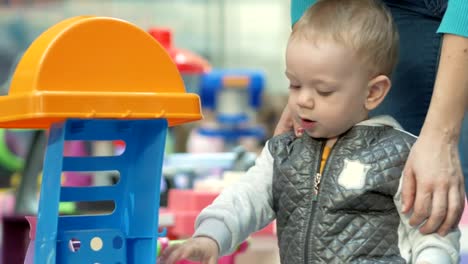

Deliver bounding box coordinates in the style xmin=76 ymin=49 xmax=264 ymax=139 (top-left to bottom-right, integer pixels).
xmin=289 ymin=84 xmax=301 ymax=90
xmin=317 ymin=90 xmax=334 ymax=96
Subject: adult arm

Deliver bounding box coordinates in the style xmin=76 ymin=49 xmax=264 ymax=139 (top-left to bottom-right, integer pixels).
xmin=401 ymin=33 xmax=468 ymax=235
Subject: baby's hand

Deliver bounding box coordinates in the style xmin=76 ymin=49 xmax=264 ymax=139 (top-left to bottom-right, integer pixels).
xmin=159 ymin=236 xmax=219 ymax=264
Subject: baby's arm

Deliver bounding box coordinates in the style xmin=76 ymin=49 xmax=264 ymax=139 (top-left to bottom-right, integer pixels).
xmin=394 ymin=177 xmax=461 ymax=264
xmin=193 ymin=143 xmax=276 ymax=255
xmin=161 ymin=144 xmax=276 ymax=263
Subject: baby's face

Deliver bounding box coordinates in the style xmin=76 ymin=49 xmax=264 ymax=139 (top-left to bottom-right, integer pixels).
xmin=285 ymin=37 xmax=371 ymax=139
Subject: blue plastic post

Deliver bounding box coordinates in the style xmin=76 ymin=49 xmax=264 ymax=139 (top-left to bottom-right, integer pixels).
xmin=35 ymin=122 xmax=66 ymax=262
xmin=34 ymin=118 xmax=167 ymax=264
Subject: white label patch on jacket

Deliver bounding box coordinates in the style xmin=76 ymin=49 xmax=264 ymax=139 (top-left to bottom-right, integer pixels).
xmin=338 ymin=159 xmax=371 ymax=190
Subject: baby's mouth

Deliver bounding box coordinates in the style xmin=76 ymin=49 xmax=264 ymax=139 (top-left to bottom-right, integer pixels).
xmin=300 ymin=118 xmax=317 ymax=129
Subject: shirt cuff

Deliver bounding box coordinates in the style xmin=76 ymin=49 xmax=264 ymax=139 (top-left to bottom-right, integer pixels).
xmin=193 ymin=219 xmax=232 ymax=256
xmin=416 ymin=247 xmax=452 ymax=264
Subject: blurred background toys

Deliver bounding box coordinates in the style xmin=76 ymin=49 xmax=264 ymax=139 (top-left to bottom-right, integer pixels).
xmin=0 ymin=129 xmax=29 ymax=184
xmin=148 ymin=26 xmax=212 ymax=154
xmin=161 ymin=147 xmax=256 ymax=200
xmin=187 ymin=69 xmax=266 ymax=153
xmin=148 ymin=27 xmax=211 ymax=94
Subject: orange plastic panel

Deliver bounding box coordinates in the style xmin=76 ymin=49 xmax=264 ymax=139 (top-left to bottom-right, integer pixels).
xmin=0 ymin=16 xmax=202 ymax=128
xmin=222 ymin=76 xmax=250 ymax=89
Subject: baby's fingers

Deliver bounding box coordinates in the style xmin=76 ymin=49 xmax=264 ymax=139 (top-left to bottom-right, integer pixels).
xmin=160 ymin=243 xmax=181 ymax=261
xmin=160 ymin=237 xmax=219 ymax=264
xmin=160 ymin=244 xmax=192 ymax=264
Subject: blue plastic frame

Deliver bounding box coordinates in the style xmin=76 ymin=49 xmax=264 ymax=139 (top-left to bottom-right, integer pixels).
xmin=34 ymin=118 xmax=167 ymax=263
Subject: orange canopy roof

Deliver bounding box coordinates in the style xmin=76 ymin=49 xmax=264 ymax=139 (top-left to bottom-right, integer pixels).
xmin=0 ymin=16 xmax=202 ymax=129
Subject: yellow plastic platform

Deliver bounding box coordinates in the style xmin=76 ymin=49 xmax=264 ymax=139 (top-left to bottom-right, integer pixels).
xmin=0 ymin=16 xmax=202 ymax=129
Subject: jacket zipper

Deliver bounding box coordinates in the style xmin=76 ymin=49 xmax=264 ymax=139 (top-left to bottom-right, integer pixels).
xmin=313 ymin=140 xmax=327 ymax=201
xmin=312 ymin=172 xmax=322 ymax=202
xmin=303 ymin=140 xmax=326 ymax=264
xmin=304 ymin=138 xmax=341 ymax=264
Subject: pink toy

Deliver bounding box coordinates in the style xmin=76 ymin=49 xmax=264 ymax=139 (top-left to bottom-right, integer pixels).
xmin=164 ymin=189 xmax=275 ymax=238
xmin=0 ymin=191 xmax=15 ymax=217
xmin=23 ymin=216 xmax=36 ymax=264
xmin=165 ymin=190 xmax=218 ymax=237
xmin=62 ymin=141 xmax=92 ymax=187
xmin=461 ymin=199 xmax=468 ymax=226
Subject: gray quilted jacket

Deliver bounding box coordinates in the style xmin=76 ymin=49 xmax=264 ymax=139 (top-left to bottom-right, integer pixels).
xmin=269 ymin=123 xmax=414 ymax=263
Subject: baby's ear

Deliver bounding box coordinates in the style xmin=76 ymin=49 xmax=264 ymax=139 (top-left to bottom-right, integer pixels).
xmin=365 ymin=75 xmax=391 ymax=110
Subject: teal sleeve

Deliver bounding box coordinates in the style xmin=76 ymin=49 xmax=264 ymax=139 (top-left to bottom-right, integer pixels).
xmin=437 ymin=0 xmax=468 ymax=37
xmin=290 ymin=0 xmax=317 ymax=27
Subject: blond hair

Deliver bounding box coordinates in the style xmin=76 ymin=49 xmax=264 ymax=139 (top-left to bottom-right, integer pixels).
xmin=292 ymin=0 xmax=399 ymax=76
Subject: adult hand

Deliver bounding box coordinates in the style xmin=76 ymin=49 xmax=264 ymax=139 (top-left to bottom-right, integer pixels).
xmin=159 ymin=237 xmax=219 ymax=264
xmin=274 ymin=104 xmax=303 ymax=136
xmin=401 ymin=131 xmax=465 ymax=236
